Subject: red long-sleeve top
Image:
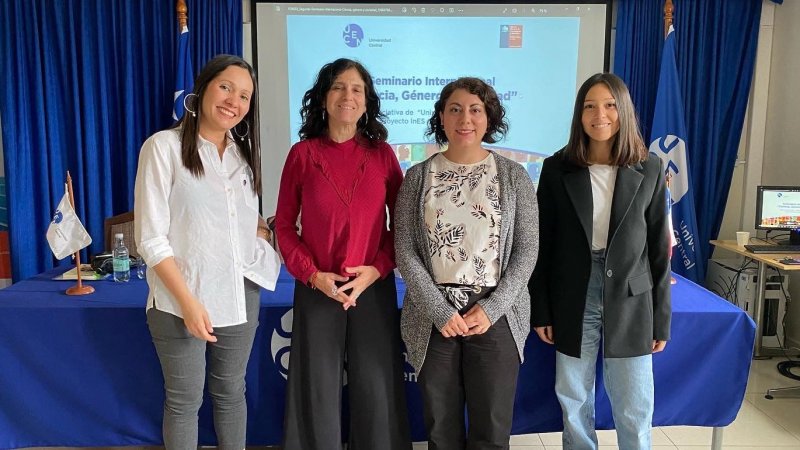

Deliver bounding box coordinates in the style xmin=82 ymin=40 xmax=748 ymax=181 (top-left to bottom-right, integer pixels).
xmin=275 ymin=136 xmax=403 ymax=284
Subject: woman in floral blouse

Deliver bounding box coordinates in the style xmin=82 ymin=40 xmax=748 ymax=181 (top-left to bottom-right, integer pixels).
xmin=395 ymin=77 xmax=539 ymax=450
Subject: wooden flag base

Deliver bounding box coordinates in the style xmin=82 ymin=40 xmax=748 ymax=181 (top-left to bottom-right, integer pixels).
xmin=67 ymin=284 xmax=95 ymax=295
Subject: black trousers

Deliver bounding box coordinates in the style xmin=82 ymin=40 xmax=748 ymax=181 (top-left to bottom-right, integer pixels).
xmin=418 ymin=288 xmax=520 ymax=450
xmin=282 ymin=272 xmax=411 ymax=450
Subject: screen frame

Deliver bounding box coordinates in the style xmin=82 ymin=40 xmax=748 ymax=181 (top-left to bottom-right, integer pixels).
xmin=251 ymin=0 xmax=614 ymax=77
xmin=754 ymin=185 xmax=800 ymax=231
xmin=249 ymin=0 xmax=613 ymax=212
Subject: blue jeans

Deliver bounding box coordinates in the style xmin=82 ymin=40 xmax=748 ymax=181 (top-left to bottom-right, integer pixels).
xmin=555 ymin=251 xmax=653 ymax=450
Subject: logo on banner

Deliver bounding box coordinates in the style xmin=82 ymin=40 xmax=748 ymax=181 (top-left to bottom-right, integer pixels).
xmin=271 ymin=310 xmax=293 ymax=379
xmin=649 ymin=134 xmax=689 ymax=203
xmin=343 ymin=24 xmax=364 ymax=47
xmin=402 ymin=351 xmax=418 ymax=383
xmin=270 ymin=308 xmax=349 ymax=384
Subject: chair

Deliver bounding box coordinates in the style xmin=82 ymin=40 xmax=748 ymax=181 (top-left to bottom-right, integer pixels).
xmin=104 ymin=211 xmax=139 ymax=258
xmin=765 ymin=385 xmax=800 ymax=399
xmin=765 ymin=360 xmax=800 ymax=399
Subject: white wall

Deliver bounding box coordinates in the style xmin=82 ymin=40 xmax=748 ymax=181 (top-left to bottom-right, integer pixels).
xmin=760 ymin=0 xmax=800 ymax=349
xmin=243 ymin=0 xmax=253 ymax=65
xmin=716 ymin=0 xmax=800 ymax=349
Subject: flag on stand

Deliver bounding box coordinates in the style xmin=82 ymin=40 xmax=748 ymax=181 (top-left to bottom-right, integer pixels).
xmin=649 ymin=25 xmax=704 ymax=283
xmin=172 ymin=25 xmax=194 ymax=121
xmin=46 ymin=184 xmax=92 ymax=260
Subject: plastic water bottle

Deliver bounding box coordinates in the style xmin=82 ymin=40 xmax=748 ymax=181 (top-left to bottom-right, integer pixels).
xmin=136 ymin=259 xmax=146 ymax=279
xmin=112 ymin=233 xmax=131 ymax=282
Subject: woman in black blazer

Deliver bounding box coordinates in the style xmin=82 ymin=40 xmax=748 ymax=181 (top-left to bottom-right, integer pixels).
xmin=529 ymin=73 xmax=671 ymax=450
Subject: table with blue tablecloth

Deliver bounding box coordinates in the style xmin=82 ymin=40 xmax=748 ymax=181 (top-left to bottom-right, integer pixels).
xmin=0 ymin=267 xmax=754 ymax=448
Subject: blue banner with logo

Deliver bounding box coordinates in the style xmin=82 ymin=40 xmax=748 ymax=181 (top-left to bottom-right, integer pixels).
xmin=173 ymin=25 xmax=194 ymax=121
xmin=649 ymin=26 xmax=703 ymax=283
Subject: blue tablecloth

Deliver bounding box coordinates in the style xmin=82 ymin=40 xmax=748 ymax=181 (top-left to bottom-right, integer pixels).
xmin=0 ymin=267 xmax=755 ymax=447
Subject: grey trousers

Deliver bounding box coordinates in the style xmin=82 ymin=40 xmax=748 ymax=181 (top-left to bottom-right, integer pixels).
xmin=147 ymin=279 xmax=260 ymax=450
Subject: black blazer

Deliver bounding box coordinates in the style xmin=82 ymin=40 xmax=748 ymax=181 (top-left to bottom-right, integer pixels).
xmin=529 ymin=149 xmax=671 ymax=358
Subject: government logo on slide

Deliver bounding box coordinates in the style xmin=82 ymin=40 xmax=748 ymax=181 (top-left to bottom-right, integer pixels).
xmin=343 ymin=24 xmax=364 ymax=47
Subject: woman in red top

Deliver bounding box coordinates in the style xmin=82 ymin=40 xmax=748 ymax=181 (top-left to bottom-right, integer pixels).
xmin=276 ymin=58 xmax=411 ymax=450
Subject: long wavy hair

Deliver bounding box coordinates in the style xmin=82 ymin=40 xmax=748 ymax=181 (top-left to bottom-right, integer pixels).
xmin=426 ymin=77 xmax=508 ymax=146
xmin=564 ymin=73 xmax=646 ymax=167
xmin=298 ymin=58 xmax=387 ymax=146
xmin=175 ymin=54 xmax=261 ymax=194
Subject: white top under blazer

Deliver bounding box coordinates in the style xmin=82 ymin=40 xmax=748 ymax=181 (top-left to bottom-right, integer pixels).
xmin=588 ymin=163 xmax=618 ymax=251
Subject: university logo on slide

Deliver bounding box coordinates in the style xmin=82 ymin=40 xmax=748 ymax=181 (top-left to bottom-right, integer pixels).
xmin=343 ymin=24 xmax=364 ymax=47
xmin=649 ymin=134 xmax=689 ymax=203
xmin=271 ymin=309 xmax=293 ymax=379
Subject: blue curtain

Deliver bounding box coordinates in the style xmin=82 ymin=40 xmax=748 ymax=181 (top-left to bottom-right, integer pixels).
xmin=613 ymin=0 xmax=663 ymax=141
xmin=0 ymin=0 xmax=242 ymax=281
xmin=615 ymin=0 xmax=762 ymax=279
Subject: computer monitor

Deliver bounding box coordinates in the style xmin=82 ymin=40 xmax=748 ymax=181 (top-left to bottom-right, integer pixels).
xmin=755 ymin=185 xmax=800 ymax=245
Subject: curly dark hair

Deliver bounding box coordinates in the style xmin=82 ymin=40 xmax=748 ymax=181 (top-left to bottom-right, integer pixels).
xmin=298 ymin=58 xmax=387 ymax=145
xmin=425 ymin=77 xmax=508 ymax=146
xmin=175 ymin=54 xmax=261 ymax=194
xmin=564 ymin=73 xmax=647 ymax=167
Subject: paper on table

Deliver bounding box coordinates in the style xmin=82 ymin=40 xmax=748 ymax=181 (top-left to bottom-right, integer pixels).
xmin=53 ymin=264 xmax=104 ymax=281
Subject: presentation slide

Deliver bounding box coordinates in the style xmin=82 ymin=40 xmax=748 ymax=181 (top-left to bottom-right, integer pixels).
xmin=760 ymin=190 xmax=800 ymax=228
xmin=255 ymin=2 xmax=609 ymax=211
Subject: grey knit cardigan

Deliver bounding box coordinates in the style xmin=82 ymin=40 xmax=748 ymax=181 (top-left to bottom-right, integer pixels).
xmin=395 ymin=151 xmax=539 ymax=372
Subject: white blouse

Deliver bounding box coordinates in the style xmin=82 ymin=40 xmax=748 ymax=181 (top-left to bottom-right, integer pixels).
xmin=424 ymin=153 xmax=501 ymax=287
xmin=134 ymin=129 xmax=280 ymax=327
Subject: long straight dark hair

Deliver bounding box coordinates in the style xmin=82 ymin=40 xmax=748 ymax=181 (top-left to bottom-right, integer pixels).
xmin=175 ymin=54 xmax=261 ymax=194
xmin=564 ymin=73 xmax=646 ymax=167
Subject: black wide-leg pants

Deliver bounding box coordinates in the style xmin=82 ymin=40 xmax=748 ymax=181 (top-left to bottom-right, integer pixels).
xmin=282 ymin=272 xmax=411 ymax=450
xmin=417 ymin=288 xmax=520 ymax=450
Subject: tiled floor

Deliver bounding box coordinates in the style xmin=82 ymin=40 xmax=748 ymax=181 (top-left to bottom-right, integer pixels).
xmin=21 ymin=359 xmax=800 ymax=450
xmin=472 ymin=358 xmax=800 ymax=450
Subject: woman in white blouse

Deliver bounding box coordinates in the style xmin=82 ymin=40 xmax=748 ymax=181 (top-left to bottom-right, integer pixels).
xmin=395 ymin=77 xmax=539 ymax=450
xmin=134 ymin=55 xmax=279 ymax=450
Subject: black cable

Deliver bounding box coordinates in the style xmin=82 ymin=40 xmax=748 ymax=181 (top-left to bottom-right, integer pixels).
xmin=774 ymin=267 xmax=797 ymax=360
xmin=733 ymin=258 xmax=758 ymax=309
xmin=777 ymin=360 xmax=800 ymax=381
xmin=768 ymin=230 xmax=791 ymax=244
xmin=753 ymin=229 xmax=771 ymax=244
xmin=761 ymin=267 xmax=800 ymax=366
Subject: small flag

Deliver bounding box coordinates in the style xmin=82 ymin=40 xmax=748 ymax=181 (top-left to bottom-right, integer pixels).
xmin=46 ymin=184 xmax=92 ymax=260
xmin=172 ymin=25 xmax=194 ymax=121
xmin=649 ymin=25 xmax=704 ymax=283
